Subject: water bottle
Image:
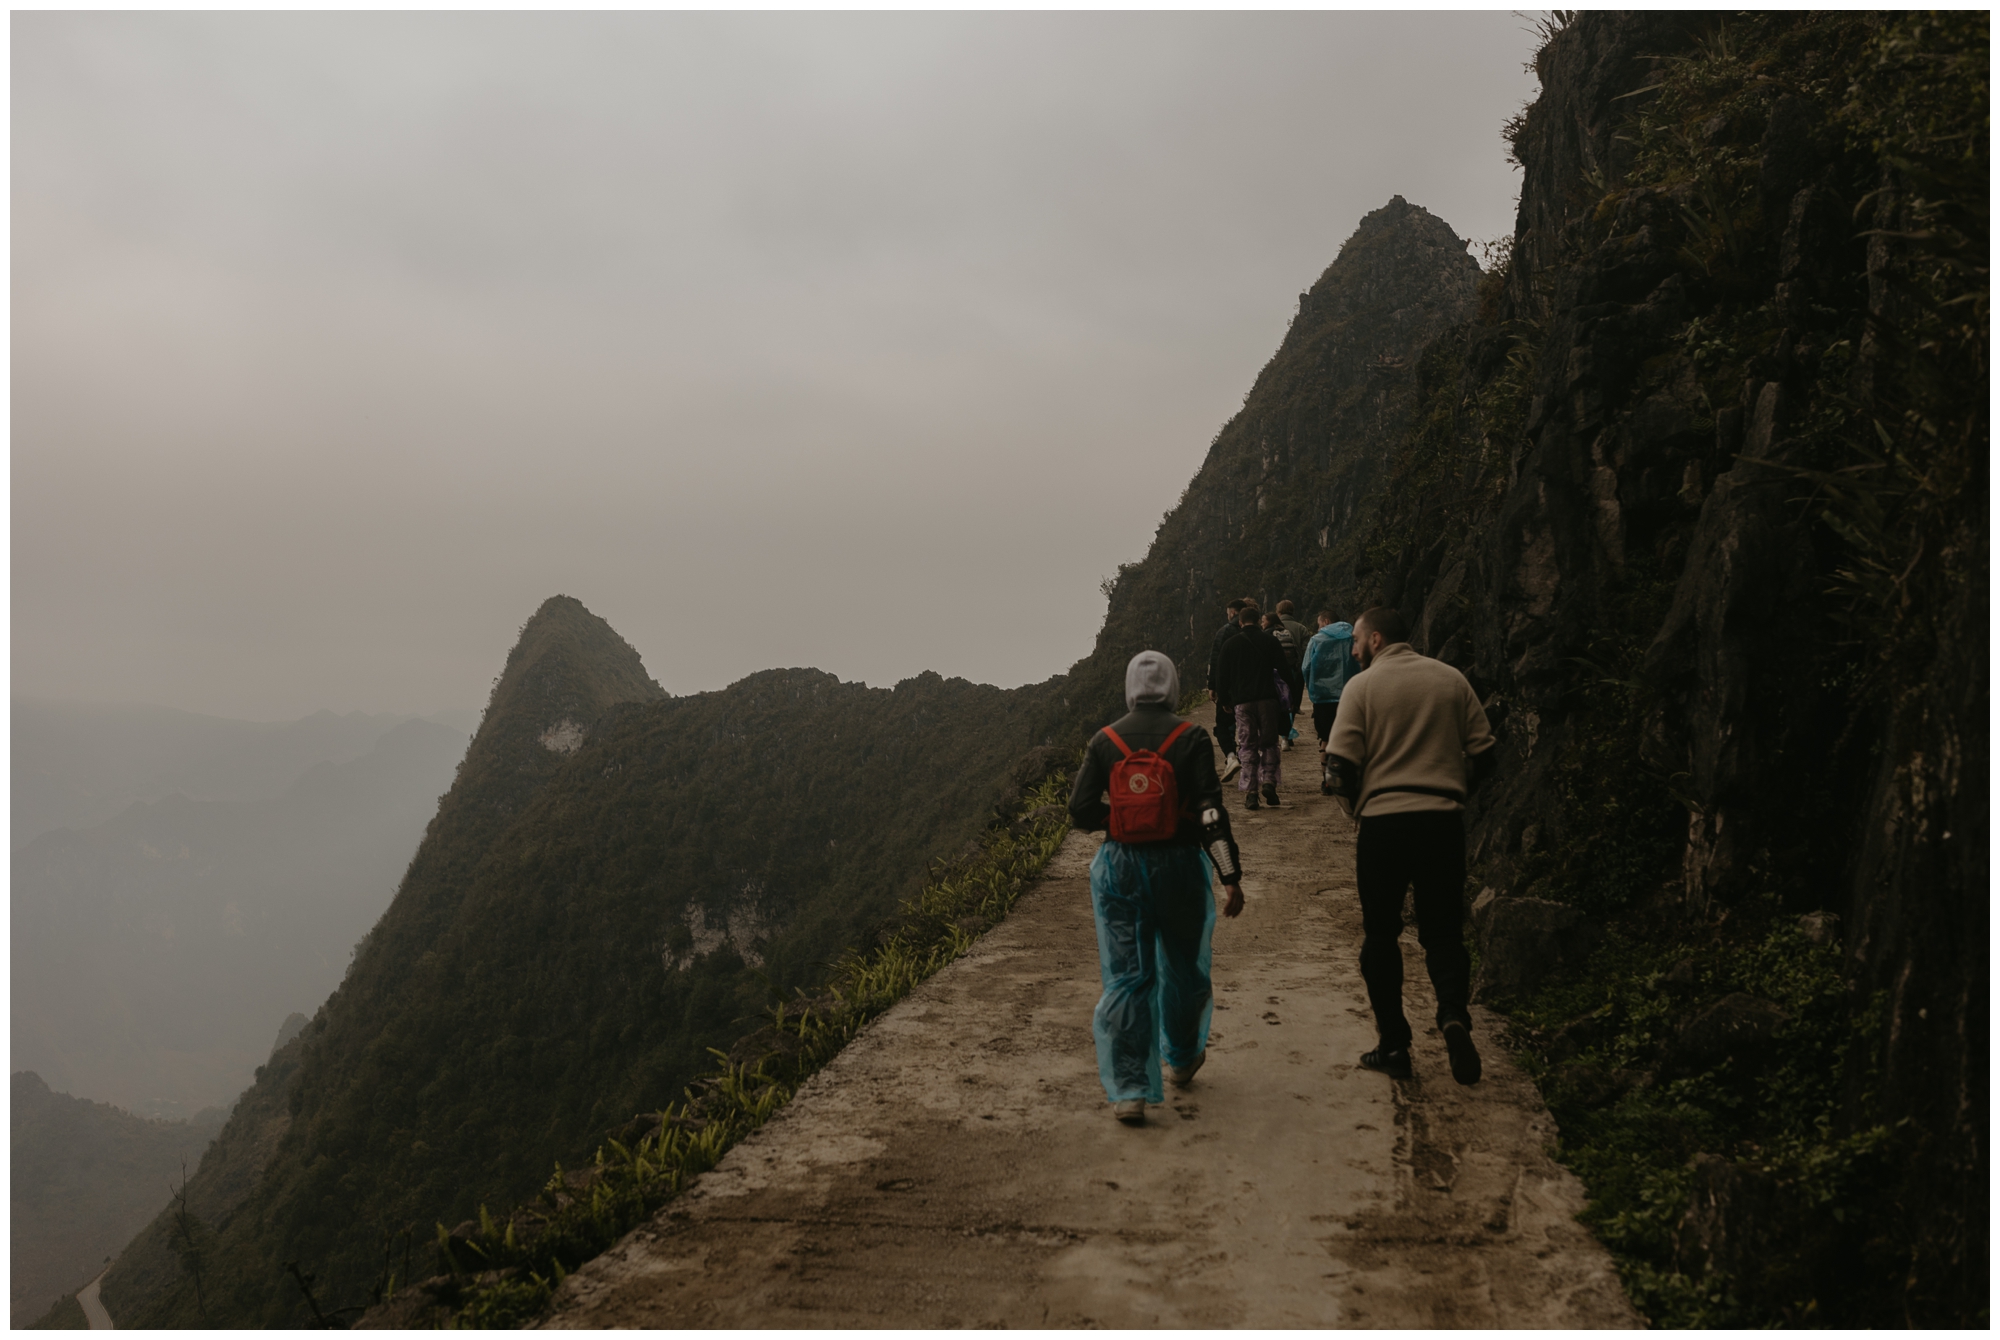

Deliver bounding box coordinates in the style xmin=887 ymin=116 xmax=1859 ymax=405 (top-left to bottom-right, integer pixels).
xmin=1200 ymin=805 xmax=1239 ymax=883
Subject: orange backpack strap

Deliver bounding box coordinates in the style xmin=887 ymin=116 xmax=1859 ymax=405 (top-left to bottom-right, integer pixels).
xmin=1159 ymin=721 xmax=1193 ymax=752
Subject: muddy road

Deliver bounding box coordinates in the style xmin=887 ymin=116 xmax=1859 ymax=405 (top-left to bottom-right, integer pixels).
xmin=543 ymin=722 xmax=1638 ymax=1327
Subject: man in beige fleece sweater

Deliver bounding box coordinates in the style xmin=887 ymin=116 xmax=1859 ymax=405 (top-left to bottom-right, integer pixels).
xmin=1324 ymin=606 xmax=1496 ymax=1085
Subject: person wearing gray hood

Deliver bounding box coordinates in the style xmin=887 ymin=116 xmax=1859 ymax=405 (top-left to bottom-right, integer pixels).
xmin=1068 ymin=651 xmax=1244 ymax=1125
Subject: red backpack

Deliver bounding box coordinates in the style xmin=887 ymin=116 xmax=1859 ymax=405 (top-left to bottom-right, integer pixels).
xmin=1102 ymin=722 xmax=1193 ymax=844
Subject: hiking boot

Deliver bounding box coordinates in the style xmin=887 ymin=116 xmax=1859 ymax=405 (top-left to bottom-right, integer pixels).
xmin=1359 ymin=1046 xmax=1413 ymax=1080
xmin=1220 ymin=755 xmax=1241 ymax=782
xmin=1442 ymin=1020 xmax=1483 ymax=1085
xmin=1261 ymin=785 xmax=1281 ymax=807
xmin=1243 ymin=792 xmax=1260 ymax=811
xmin=1165 ymin=1052 xmax=1205 ymax=1089
xmin=1113 ymin=1099 xmax=1146 ymax=1124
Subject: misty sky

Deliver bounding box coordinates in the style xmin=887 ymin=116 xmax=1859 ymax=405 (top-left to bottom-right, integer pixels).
xmin=14 ymin=12 xmax=1541 ymax=720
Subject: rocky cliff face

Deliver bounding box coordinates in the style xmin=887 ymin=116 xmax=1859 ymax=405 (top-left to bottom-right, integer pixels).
xmin=1068 ymin=11 xmax=1982 ymax=1326
xmin=1470 ymin=16 xmax=1978 ymax=1325
xmin=1071 ymin=195 xmax=1479 ymax=717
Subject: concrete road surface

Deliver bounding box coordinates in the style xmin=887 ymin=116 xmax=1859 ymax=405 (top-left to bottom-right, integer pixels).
xmin=543 ymin=723 xmax=1639 ymax=1328
xmin=79 ymin=1270 xmax=113 ymax=1329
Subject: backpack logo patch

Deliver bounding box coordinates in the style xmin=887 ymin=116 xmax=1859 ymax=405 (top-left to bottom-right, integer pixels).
xmin=1128 ymin=774 xmax=1151 ymax=793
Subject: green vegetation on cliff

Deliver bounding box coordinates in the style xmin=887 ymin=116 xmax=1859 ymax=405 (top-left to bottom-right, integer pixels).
xmin=103 ymin=599 xmax=1073 ymax=1326
xmin=379 ymin=768 xmax=1075 ymax=1327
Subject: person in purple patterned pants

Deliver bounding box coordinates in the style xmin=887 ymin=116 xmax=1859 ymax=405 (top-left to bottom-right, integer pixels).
xmin=1213 ymin=605 xmax=1302 ymax=810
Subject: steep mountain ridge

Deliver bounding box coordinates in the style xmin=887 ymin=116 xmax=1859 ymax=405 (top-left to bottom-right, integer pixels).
xmin=1075 ymin=195 xmax=1479 ymax=717
xmin=99 ymin=595 xmax=669 ymax=1325
xmin=366 ymin=595 xmax=668 ymax=962
xmin=102 ymin=605 xmax=1071 ymax=1325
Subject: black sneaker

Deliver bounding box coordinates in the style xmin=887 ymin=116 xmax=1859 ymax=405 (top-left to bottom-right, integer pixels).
xmin=1261 ymin=785 xmax=1281 ymax=807
xmin=1244 ymin=792 xmax=1260 ymax=811
xmin=1442 ymin=1021 xmax=1483 ymax=1085
xmin=1359 ymin=1046 xmax=1413 ymax=1079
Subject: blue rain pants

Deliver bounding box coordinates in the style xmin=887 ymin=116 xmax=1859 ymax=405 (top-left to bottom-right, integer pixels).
xmin=1089 ymin=839 xmax=1216 ymax=1105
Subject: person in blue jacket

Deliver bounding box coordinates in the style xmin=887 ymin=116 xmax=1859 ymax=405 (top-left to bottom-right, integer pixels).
xmin=1303 ymin=611 xmax=1357 ymax=753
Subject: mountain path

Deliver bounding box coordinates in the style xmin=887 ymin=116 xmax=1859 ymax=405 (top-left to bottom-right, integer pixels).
xmin=542 ymin=718 xmax=1639 ymax=1327
xmin=79 ymin=1269 xmax=113 ymax=1329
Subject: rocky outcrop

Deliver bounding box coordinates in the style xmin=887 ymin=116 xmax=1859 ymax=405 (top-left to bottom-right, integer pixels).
xmin=1365 ymin=14 xmax=1981 ymax=1325
xmin=1067 ymin=195 xmax=1480 ymax=720
xmin=1469 ymin=893 xmax=1598 ymax=1002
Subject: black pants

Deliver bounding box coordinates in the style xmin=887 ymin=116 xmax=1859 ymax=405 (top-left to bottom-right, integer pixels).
xmin=1312 ymin=700 xmax=1340 ymax=746
xmin=1214 ymin=699 xmax=1236 ymax=756
xmin=1356 ymin=810 xmax=1472 ymax=1050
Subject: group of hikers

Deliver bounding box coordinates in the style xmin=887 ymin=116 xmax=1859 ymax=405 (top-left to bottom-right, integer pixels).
xmin=1067 ymin=599 xmax=1495 ymax=1123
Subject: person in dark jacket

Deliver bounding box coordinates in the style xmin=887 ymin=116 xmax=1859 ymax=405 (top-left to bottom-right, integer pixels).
xmin=1275 ymin=600 xmax=1313 ymax=743
xmin=1069 ymin=650 xmax=1244 ymax=1125
xmin=1204 ymin=600 xmax=1246 ymax=778
xmin=1213 ymin=606 xmax=1303 ymax=809
xmin=1274 ymin=600 xmax=1312 ymax=672
xmin=1262 ymin=610 xmax=1299 ymax=748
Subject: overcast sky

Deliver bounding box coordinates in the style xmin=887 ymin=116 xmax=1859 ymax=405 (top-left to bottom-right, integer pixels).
xmin=14 ymin=12 xmax=1541 ymax=720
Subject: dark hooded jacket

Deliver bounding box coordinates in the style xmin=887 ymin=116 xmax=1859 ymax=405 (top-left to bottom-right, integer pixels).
xmin=1214 ymin=624 xmax=1302 ymax=708
xmin=1205 ymin=619 xmax=1241 ymax=693
xmin=1069 ymin=651 xmax=1237 ymax=861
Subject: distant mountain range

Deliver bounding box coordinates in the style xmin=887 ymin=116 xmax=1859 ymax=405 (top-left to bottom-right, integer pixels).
xmin=13 ymin=699 xmax=476 ymax=848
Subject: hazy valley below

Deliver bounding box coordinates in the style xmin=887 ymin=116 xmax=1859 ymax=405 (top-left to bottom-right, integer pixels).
xmin=10 ymin=1073 xmax=229 ymax=1326
xmin=12 ymin=704 xmax=474 ymax=1117
xmin=11 ymin=703 xmax=477 ymax=1323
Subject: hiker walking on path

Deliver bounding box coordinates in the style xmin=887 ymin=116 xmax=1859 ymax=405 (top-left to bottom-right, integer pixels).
xmin=1068 ymin=651 xmax=1244 ymax=1125
xmin=1262 ymin=611 xmax=1299 ymax=750
xmin=1322 ymin=607 xmax=1496 ymax=1086
xmin=1275 ymin=601 xmax=1312 ymax=744
xmin=1205 ymin=600 xmax=1247 ymax=781
xmin=1275 ymin=601 xmax=1312 ymax=666
xmin=1215 ymin=606 xmax=1302 ymax=810
xmin=1303 ymin=611 xmax=1358 ymax=753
